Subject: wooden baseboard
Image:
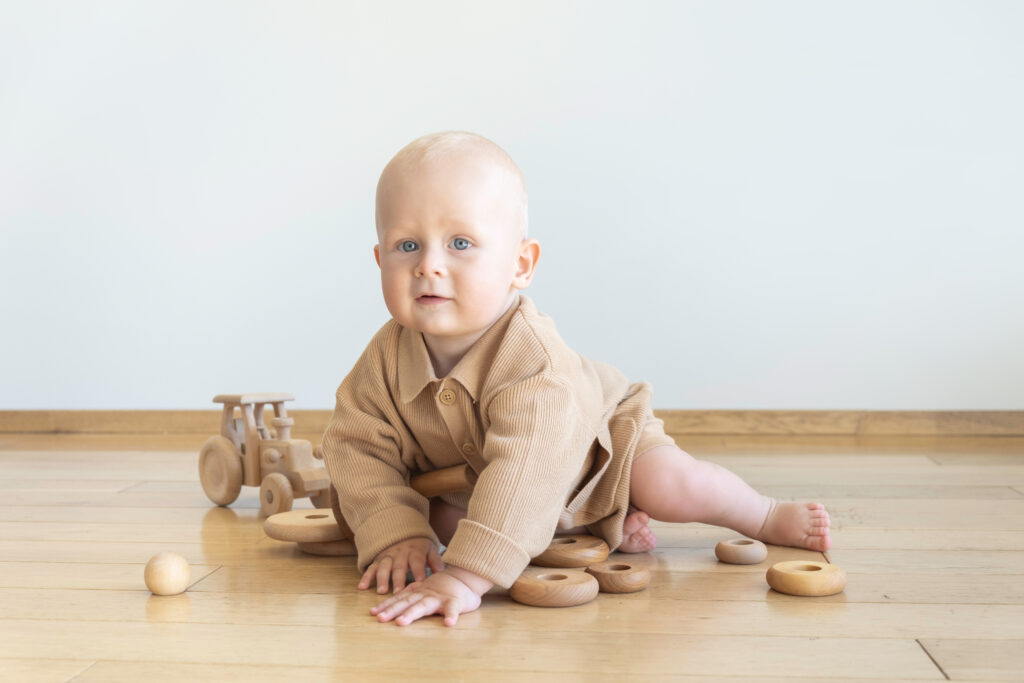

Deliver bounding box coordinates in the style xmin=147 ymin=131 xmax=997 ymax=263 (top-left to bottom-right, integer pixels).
xmin=1 ymin=410 xmax=1022 ymax=436
xmin=657 ymin=411 xmax=1024 ymax=436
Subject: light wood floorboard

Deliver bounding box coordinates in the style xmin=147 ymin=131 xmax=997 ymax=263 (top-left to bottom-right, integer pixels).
xmin=0 ymin=434 xmax=1021 ymax=680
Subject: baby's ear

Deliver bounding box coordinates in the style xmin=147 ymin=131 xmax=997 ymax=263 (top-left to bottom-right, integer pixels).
xmin=512 ymin=239 xmax=541 ymax=290
xmin=373 ymin=244 xmax=381 ymax=268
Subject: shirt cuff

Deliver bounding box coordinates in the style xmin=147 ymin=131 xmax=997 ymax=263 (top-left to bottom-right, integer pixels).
xmin=441 ymin=519 xmax=531 ymax=588
xmin=353 ymin=505 xmax=439 ymax=573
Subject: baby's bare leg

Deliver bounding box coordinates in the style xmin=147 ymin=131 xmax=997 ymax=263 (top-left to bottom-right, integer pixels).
xmin=629 ymin=445 xmax=830 ymax=552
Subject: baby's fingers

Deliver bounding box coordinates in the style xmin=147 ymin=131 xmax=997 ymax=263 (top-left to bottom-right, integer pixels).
xmin=392 ymin=559 xmax=415 ymax=593
xmin=377 ymin=557 xmax=402 ymax=594
xmin=427 ymin=546 xmax=446 ymax=575
xmin=373 ymin=591 xmax=429 ymax=623
xmin=358 ymin=560 xmax=383 ymax=591
xmin=409 ymin=552 xmax=427 ymax=584
xmin=442 ymin=599 xmax=461 ymax=627
xmin=369 ymin=587 xmax=417 ymax=617
xmin=393 ymin=595 xmax=443 ymax=627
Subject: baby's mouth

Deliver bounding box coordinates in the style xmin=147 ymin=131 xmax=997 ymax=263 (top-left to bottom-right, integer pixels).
xmin=416 ymin=294 xmax=451 ymax=305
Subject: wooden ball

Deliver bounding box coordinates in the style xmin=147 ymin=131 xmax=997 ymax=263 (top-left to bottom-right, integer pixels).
xmin=509 ymin=567 xmax=599 ymax=607
xmin=144 ymin=552 xmax=190 ymax=596
xmin=715 ymin=538 xmax=768 ymax=565
xmin=585 ymin=561 xmax=650 ymax=593
xmin=532 ymin=535 xmax=610 ymax=568
xmin=766 ymin=561 xmax=847 ymax=597
xmin=264 ymin=509 xmax=345 ymax=543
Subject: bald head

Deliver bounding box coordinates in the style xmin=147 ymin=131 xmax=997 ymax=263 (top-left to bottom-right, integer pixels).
xmin=375 ymin=131 xmax=529 ymax=239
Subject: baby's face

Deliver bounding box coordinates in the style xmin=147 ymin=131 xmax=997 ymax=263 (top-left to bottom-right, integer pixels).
xmin=374 ymin=152 xmax=534 ymax=352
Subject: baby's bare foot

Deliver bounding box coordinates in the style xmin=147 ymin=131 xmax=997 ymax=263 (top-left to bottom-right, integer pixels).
xmin=756 ymin=500 xmax=831 ymax=552
xmin=618 ymin=508 xmax=657 ymax=553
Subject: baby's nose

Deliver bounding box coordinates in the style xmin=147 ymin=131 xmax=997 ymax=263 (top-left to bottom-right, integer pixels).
xmin=415 ymin=247 xmax=446 ymax=277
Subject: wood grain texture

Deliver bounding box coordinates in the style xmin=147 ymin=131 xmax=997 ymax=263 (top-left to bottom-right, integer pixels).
xmin=3 ymin=409 xmax=1023 ymax=435
xmin=1 ymin=433 xmax=1023 ymax=680
xmin=0 ymin=620 xmax=942 ymax=679
xmin=585 ymin=561 xmax=651 ymax=593
xmin=531 ymin=535 xmax=610 ymax=568
xmin=509 ymin=568 xmax=599 ymax=607
xmin=662 ymin=410 xmax=1024 ymax=436
xmin=918 ymin=638 xmax=1024 ymax=681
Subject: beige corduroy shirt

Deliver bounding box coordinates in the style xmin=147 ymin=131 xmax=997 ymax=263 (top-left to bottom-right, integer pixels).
xmin=322 ymin=295 xmax=658 ymax=588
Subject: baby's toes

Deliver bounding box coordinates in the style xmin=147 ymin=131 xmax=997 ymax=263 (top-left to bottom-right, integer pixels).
xmin=806 ymin=534 xmax=831 ymax=552
xmin=637 ymin=526 xmax=658 ymax=552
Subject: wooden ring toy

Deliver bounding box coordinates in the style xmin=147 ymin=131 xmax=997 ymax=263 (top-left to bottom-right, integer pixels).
xmin=509 ymin=568 xmax=599 ymax=607
xmin=715 ymin=538 xmax=768 ymax=565
xmin=297 ymin=539 xmax=357 ymax=557
xmin=328 ymin=485 xmax=354 ymax=539
xmin=532 ymin=535 xmax=610 ymax=568
xmin=321 ymin=465 xmax=474 ymax=541
xmin=766 ymin=561 xmax=847 ymax=597
xmin=585 ymin=561 xmax=650 ymax=593
xmin=264 ymin=509 xmax=344 ymax=543
xmin=410 ymin=464 xmax=478 ymax=499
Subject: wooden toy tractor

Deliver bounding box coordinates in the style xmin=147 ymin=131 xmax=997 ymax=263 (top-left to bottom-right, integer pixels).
xmin=199 ymin=393 xmax=330 ymax=516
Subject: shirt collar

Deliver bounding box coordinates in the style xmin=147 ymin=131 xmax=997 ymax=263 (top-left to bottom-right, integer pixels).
xmin=396 ymin=295 xmax=526 ymax=404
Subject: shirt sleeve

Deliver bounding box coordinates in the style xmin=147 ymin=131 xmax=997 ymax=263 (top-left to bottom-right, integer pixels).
xmin=441 ymin=373 xmax=592 ymax=587
xmin=321 ymin=333 xmax=437 ymax=573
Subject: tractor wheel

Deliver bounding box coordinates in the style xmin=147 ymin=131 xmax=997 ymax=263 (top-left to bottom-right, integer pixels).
xmin=199 ymin=436 xmax=243 ymax=506
xmin=260 ymin=472 xmax=294 ymax=516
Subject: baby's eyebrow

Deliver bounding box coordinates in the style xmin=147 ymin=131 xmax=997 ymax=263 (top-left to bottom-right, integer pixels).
xmin=379 ymin=225 xmax=417 ymax=239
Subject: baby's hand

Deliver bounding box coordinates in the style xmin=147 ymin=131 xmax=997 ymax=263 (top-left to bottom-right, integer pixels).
xmin=370 ymin=567 xmax=489 ymax=627
xmin=359 ymin=537 xmax=444 ymax=594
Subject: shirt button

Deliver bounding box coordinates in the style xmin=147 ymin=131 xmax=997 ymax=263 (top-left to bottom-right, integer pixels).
xmin=461 ymin=442 xmax=476 ymax=455
xmin=439 ymin=388 xmax=456 ymax=405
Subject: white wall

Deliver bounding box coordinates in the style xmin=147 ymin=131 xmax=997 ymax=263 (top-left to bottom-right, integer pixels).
xmin=2 ymin=1 xmax=1022 ymax=410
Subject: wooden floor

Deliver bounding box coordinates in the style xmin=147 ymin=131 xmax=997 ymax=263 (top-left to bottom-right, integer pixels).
xmin=1 ymin=433 xmax=1023 ymax=682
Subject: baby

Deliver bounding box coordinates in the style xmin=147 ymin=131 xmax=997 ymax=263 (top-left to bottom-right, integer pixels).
xmin=321 ymin=131 xmax=831 ymax=627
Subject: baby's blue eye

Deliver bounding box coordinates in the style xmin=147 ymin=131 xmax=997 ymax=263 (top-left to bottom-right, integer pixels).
xmin=398 ymin=240 xmax=418 ymax=253
xmin=451 ymin=238 xmax=470 ymax=250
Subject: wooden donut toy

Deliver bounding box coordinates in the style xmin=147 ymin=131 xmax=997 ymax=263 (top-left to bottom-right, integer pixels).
xmin=509 ymin=567 xmax=599 ymax=607
xmin=264 ymin=509 xmax=344 ymax=544
xmin=766 ymin=561 xmax=847 ymax=597
xmin=585 ymin=561 xmax=650 ymax=593
xmin=410 ymin=463 xmax=478 ymax=499
xmin=267 ymin=464 xmax=479 ymax=555
xmin=715 ymin=538 xmax=768 ymax=565
xmin=321 ymin=464 xmax=477 ymax=542
xmin=296 ymin=539 xmax=357 ymax=556
xmin=328 ymin=484 xmax=354 ymax=539
xmin=532 ymin=535 xmax=610 ymax=568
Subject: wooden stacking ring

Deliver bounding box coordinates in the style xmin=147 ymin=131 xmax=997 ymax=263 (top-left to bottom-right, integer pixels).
xmin=297 ymin=539 xmax=357 ymax=556
xmin=766 ymin=561 xmax=847 ymax=597
xmin=585 ymin=561 xmax=650 ymax=593
xmin=328 ymin=485 xmax=354 ymax=539
xmin=509 ymin=567 xmax=599 ymax=607
xmin=532 ymin=535 xmax=610 ymax=568
xmin=715 ymin=538 xmax=768 ymax=565
xmin=264 ymin=509 xmax=344 ymax=543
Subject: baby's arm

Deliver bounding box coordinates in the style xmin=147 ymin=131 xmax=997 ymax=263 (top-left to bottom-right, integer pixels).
xmin=371 ymin=378 xmax=588 ymax=626
xmin=370 ymin=564 xmax=493 ymax=627
xmin=358 ymin=536 xmax=444 ymax=594
xmin=322 ymin=325 xmax=443 ymax=589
